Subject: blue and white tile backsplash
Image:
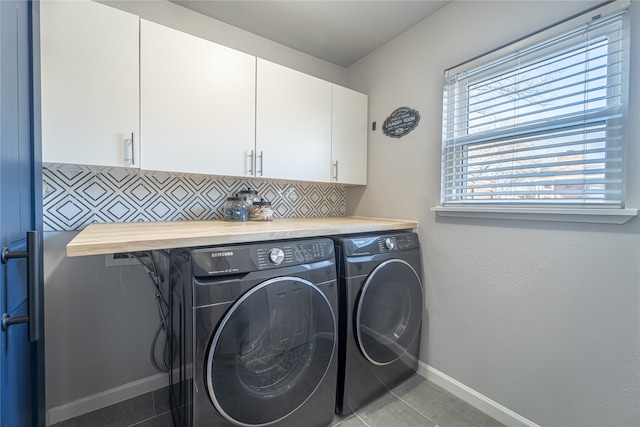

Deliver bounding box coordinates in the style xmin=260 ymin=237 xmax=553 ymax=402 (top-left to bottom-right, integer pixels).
xmin=43 ymin=165 xmax=346 ymax=231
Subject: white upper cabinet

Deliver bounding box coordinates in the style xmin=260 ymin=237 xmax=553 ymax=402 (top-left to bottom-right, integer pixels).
xmin=256 ymin=59 xmax=332 ymax=182
xmin=140 ymin=20 xmax=256 ymax=176
xmin=40 ymin=0 xmax=140 ymax=168
xmin=331 ymin=85 xmax=368 ymax=185
xmin=40 ymin=4 xmax=368 ymax=184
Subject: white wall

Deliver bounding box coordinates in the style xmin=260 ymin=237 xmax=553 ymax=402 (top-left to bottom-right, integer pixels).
xmin=346 ymin=1 xmax=640 ymax=426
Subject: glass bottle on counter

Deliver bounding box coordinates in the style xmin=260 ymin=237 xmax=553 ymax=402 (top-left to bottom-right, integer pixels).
xmin=237 ymin=188 xmax=260 ymax=213
xmin=249 ymin=199 xmax=274 ymax=221
xmin=223 ymin=196 xmax=249 ymax=221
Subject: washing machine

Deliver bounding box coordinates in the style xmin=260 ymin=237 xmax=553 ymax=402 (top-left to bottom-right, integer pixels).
xmin=168 ymin=237 xmax=338 ymax=427
xmin=332 ymin=231 xmax=424 ymax=415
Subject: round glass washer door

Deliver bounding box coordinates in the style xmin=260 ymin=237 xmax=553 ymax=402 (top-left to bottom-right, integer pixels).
xmin=356 ymin=259 xmax=423 ymax=366
xmin=206 ymin=276 xmax=336 ymax=426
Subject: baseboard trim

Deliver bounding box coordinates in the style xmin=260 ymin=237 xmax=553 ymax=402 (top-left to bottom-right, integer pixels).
xmin=417 ymin=362 xmax=540 ymax=427
xmin=47 ymin=373 xmax=169 ymax=426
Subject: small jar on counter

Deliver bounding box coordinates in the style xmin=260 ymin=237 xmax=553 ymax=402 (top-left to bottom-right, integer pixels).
xmin=223 ymin=196 xmax=249 ymax=221
xmin=249 ymin=199 xmax=274 ymax=221
xmin=237 ymin=188 xmax=260 ymax=213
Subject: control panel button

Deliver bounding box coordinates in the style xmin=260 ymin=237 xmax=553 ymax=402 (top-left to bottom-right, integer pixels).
xmin=383 ymin=238 xmax=396 ymax=250
xmin=269 ymin=248 xmax=285 ymax=265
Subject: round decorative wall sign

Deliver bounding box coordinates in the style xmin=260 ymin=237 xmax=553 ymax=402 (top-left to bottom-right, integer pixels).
xmin=382 ymin=107 xmax=420 ymax=138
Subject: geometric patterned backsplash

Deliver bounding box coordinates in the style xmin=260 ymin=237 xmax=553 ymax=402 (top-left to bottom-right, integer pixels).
xmin=43 ymin=164 xmax=346 ymax=231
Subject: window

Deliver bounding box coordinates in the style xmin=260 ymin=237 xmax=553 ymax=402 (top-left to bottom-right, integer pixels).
xmin=440 ymin=6 xmax=630 ymax=209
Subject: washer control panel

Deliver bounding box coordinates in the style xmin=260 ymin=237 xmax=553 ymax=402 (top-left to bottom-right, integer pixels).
xmin=343 ymin=232 xmax=419 ymax=257
xmin=191 ymin=238 xmax=334 ymax=277
xmin=256 ymin=240 xmax=330 ymax=270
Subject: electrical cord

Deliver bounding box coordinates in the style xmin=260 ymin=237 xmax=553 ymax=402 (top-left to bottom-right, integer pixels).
xmin=130 ymin=251 xmax=170 ymax=373
xmin=131 ymin=252 xmax=168 ymax=308
xmin=150 ymin=298 xmax=168 ymax=373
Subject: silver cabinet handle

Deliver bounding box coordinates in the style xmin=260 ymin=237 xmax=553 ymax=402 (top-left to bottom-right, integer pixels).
xmin=257 ymin=151 xmax=264 ymax=176
xmin=131 ymin=132 xmax=135 ymax=165
xmin=2 ymin=231 xmax=42 ymax=342
xmin=333 ymin=160 xmax=339 ymax=182
xmin=248 ymin=150 xmax=254 ymax=176
xmin=124 ymin=133 xmax=135 ymax=166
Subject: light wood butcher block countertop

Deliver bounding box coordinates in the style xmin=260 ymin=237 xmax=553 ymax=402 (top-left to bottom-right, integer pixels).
xmin=66 ymin=216 xmax=418 ymax=257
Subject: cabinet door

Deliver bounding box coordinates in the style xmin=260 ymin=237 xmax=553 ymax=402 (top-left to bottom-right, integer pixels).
xmin=40 ymin=0 xmax=139 ymax=167
xmin=256 ymin=59 xmax=332 ymax=182
xmin=140 ymin=21 xmax=256 ymax=176
xmin=332 ymin=86 xmax=368 ymax=185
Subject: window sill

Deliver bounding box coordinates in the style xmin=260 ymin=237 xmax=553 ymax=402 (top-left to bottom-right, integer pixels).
xmin=431 ymin=206 xmax=639 ymax=224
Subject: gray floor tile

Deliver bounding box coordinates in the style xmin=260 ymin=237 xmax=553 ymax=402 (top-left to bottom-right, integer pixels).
xmin=130 ymin=410 xmax=174 ymax=427
xmin=392 ymin=376 xmax=505 ymax=427
xmin=331 ymin=414 xmax=369 ymax=427
xmin=330 ymin=412 xmax=352 ymax=426
xmin=355 ymin=392 xmax=437 ymax=427
xmin=51 ymin=393 xmax=155 ymax=427
xmin=152 ymin=386 xmax=171 ymax=416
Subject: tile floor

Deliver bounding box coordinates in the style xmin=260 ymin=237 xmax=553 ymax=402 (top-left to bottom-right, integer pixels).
xmin=330 ymin=376 xmax=505 ymax=427
xmin=51 ymin=375 xmax=506 ymax=427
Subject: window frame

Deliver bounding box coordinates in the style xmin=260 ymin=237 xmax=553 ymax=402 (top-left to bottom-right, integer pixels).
xmin=434 ymin=0 xmax=637 ymax=223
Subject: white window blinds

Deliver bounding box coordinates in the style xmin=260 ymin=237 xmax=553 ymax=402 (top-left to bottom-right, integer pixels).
xmin=441 ymin=5 xmax=630 ymax=207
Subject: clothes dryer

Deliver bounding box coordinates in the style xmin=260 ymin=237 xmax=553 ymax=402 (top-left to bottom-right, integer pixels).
xmin=168 ymin=238 xmax=338 ymax=427
xmin=332 ymin=231 xmax=424 ymax=415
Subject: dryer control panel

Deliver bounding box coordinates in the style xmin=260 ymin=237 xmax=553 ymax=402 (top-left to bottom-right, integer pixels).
xmin=191 ymin=238 xmax=334 ymax=277
xmin=342 ymin=232 xmax=419 ymax=257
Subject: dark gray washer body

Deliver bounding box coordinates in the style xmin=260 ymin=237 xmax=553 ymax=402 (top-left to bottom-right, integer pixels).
xmin=169 ymin=237 xmax=339 ymax=426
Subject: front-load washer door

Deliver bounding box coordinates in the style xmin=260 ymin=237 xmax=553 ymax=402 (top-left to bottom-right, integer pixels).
xmin=205 ymin=277 xmax=336 ymax=426
xmin=355 ymin=259 xmax=423 ymax=366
